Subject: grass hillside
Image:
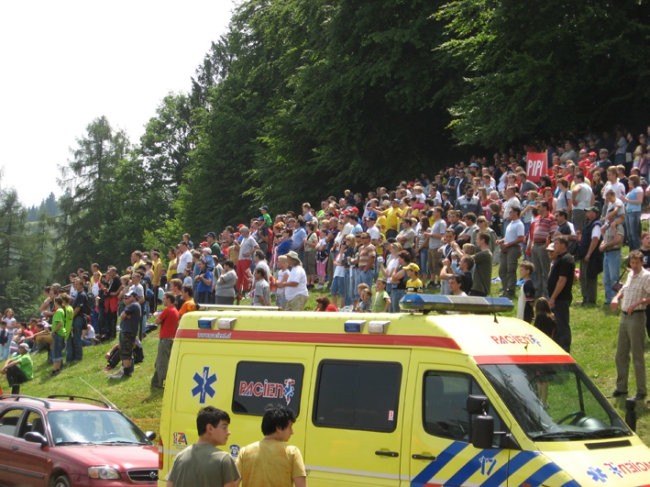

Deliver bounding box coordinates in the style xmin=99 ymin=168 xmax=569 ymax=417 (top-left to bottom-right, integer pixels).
xmin=10 ymin=284 xmax=650 ymax=445
xmin=14 ymin=332 xmax=164 ymax=434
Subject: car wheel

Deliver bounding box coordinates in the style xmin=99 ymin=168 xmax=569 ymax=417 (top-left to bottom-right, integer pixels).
xmin=51 ymin=474 xmax=71 ymax=487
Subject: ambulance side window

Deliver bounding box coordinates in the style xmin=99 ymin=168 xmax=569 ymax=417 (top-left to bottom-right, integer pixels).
xmin=231 ymin=361 xmax=304 ymax=416
xmin=423 ymin=371 xmax=501 ymax=443
xmin=313 ymin=360 xmax=401 ymax=432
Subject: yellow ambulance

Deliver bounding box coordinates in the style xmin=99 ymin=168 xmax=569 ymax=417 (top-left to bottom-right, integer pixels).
xmin=157 ymin=295 xmax=650 ymax=486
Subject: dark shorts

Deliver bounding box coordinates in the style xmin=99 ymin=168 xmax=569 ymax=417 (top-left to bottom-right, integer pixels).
xmin=119 ymin=332 xmax=136 ymax=360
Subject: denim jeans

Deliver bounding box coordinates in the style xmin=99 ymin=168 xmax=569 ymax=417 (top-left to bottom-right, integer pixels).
xmin=418 ymin=248 xmax=428 ymax=279
xmin=390 ymin=288 xmax=405 ymax=313
xmin=625 ymin=211 xmax=641 ymax=251
xmin=343 ymin=268 xmax=353 ymax=307
xmin=603 ymin=250 xmax=621 ymax=305
xmin=67 ymin=315 xmax=84 ymax=362
xmin=358 ymin=269 xmax=374 ymax=287
xmin=52 ymin=333 xmax=66 ymax=363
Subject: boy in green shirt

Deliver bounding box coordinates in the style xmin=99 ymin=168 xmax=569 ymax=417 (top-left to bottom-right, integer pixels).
xmin=371 ymin=279 xmax=391 ymax=312
xmin=2 ymin=343 xmax=33 ymax=394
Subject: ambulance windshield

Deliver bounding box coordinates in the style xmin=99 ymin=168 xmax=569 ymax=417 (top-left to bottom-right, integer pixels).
xmin=480 ymin=363 xmax=631 ymax=441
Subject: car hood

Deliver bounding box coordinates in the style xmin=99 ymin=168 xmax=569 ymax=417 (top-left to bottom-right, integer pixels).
xmin=53 ymin=443 xmax=158 ymax=469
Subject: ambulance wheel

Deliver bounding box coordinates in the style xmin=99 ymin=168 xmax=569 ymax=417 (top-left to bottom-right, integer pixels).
xmin=558 ymin=410 xmax=584 ymax=425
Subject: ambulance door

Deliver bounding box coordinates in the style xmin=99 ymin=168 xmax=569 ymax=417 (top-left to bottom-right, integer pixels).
xmin=409 ymin=364 xmax=513 ymax=486
xmin=305 ymin=347 xmax=410 ymax=487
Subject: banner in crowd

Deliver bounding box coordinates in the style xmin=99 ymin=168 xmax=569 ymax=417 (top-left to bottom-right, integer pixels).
xmin=526 ymin=152 xmax=548 ymax=182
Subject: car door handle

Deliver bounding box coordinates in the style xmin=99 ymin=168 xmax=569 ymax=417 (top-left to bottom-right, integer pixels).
xmin=375 ymin=450 xmax=399 ymax=457
xmin=412 ymin=453 xmax=436 ymax=461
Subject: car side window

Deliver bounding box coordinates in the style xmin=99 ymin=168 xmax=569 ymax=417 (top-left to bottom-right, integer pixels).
xmin=0 ymin=408 xmax=24 ymax=437
xmin=20 ymin=410 xmax=45 ymax=439
xmin=313 ymin=360 xmax=401 ymax=432
xmin=423 ymin=371 xmax=504 ymax=443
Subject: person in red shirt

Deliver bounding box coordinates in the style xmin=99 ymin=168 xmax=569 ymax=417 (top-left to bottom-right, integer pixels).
xmin=151 ymin=292 xmax=180 ymax=390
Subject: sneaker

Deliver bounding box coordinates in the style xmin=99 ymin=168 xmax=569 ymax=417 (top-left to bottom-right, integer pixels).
xmin=49 ymin=370 xmax=61 ymax=377
xmin=634 ymin=392 xmax=647 ymax=401
xmin=612 ymin=390 xmax=628 ymax=398
xmin=109 ymin=369 xmax=125 ymax=380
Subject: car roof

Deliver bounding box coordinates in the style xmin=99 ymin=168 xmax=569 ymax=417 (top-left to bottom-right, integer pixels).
xmin=0 ymin=394 xmax=116 ymax=412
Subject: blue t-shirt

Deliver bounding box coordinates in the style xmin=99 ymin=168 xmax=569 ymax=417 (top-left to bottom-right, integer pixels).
xmin=197 ymin=270 xmax=214 ymax=293
xmin=292 ymin=226 xmax=307 ymax=250
xmin=626 ymin=186 xmax=643 ymax=213
xmin=277 ymin=239 xmax=292 ymax=256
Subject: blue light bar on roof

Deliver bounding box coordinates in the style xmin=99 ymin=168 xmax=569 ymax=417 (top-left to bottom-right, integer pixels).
xmin=399 ymin=294 xmax=513 ymax=313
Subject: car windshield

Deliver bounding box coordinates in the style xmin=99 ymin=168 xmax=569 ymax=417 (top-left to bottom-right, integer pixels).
xmin=49 ymin=410 xmax=150 ymax=445
xmin=480 ymin=363 xmax=630 ymax=441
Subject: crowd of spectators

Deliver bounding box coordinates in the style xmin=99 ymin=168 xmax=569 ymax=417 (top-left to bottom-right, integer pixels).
xmin=4 ymin=125 xmax=650 ymax=392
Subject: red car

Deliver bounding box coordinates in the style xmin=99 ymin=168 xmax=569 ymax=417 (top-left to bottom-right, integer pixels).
xmin=0 ymin=394 xmax=158 ymax=486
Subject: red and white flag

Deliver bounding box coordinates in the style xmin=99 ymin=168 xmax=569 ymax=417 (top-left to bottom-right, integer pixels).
xmin=526 ymin=152 xmax=548 ymax=182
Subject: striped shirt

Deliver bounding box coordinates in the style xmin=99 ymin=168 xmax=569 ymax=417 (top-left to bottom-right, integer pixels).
xmin=532 ymin=215 xmax=557 ymax=244
xmin=621 ymin=268 xmax=650 ymax=312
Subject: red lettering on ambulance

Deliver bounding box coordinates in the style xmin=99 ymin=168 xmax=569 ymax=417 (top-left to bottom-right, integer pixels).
xmin=239 ymin=381 xmax=254 ymax=396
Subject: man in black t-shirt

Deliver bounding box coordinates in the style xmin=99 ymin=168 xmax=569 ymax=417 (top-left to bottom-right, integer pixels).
xmin=547 ymin=236 xmax=575 ymax=353
xmin=68 ymin=279 xmax=88 ymax=363
xmin=110 ymin=291 xmax=141 ymax=380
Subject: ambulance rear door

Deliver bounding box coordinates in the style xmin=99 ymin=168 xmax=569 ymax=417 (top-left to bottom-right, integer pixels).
xmin=305 ymin=347 xmax=410 ymax=486
xmin=409 ymin=361 xmax=516 ymax=486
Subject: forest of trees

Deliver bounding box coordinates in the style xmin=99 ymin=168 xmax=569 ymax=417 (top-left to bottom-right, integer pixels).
xmin=4 ymin=0 xmax=650 ymax=317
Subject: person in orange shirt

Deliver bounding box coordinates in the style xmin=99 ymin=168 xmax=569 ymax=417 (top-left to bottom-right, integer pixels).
xmin=178 ymin=285 xmax=196 ymax=318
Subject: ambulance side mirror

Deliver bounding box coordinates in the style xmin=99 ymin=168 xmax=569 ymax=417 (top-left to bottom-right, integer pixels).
xmin=466 ymin=394 xmax=488 ymax=415
xmin=471 ymin=414 xmax=494 ymax=449
xmin=467 ymin=395 xmax=494 ymax=449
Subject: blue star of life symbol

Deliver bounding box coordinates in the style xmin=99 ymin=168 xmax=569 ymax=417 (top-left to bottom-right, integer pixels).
xmin=192 ymin=366 xmax=217 ymax=404
xmin=586 ymin=466 xmax=608 ymax=482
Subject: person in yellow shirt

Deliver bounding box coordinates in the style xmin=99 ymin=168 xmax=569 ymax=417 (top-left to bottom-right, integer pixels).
xmin=404 ymin=263 xmax=423 ymax=293
xmin=236 ymin=404 xmax=307 ymax=487
xmin=378 ymin=199 xmax=403 ymax=240
xmin=166 ymin=247 xmax=178 ymax=283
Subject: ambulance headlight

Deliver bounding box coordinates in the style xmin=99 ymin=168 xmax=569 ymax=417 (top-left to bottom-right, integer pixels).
xmin=88 ymin=466 xmax=120 ymax=480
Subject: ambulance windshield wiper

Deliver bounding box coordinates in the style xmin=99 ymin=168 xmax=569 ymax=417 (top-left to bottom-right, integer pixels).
xmin=531 ymin=427 xmax=629 ymax=441
xmin=530 ymin=430 xmax=594 ymax=441
xmin=581 ymin=427 xmax=630 ymax=439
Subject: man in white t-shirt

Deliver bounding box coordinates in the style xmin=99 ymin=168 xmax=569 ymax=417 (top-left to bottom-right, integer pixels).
xmin=282 ymin=251 xmax=309 ymax=311
xmin=176 ymin=242 xmax=193 ymax=278
xmin=235 ymin=226 xmax=259 ymax=299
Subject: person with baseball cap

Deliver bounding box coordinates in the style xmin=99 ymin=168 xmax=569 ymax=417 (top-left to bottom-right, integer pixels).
xmin=1 ymin=342 xmax=33 ymax=394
